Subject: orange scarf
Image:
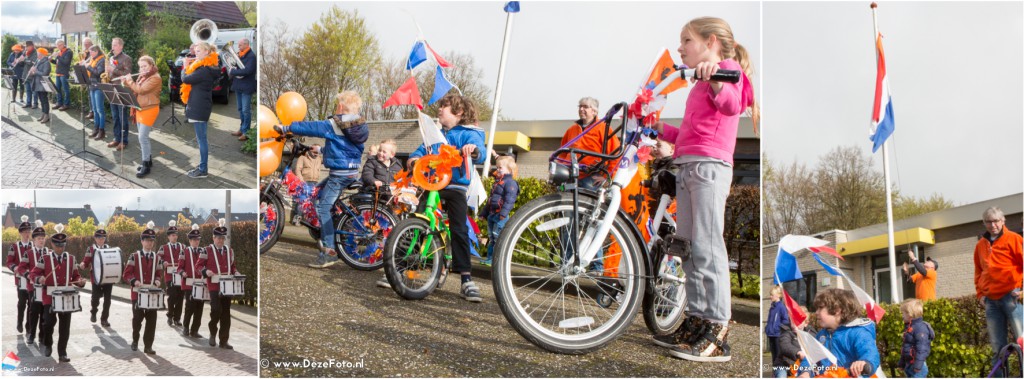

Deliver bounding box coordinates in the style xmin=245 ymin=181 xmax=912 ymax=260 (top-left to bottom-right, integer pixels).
xmin=180 ymin=52 xmax=219 ymax=106
xmin=237 ymin=47 xmax=250 ymax=58
xmin=87 ymin=54 xmax=104 ymax=78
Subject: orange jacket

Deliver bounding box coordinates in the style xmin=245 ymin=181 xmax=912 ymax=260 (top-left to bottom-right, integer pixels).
xmin=974 ymin=228 xmax=1023 ymax=300
xmin=558 ymin=121 xmax=621 ymax=178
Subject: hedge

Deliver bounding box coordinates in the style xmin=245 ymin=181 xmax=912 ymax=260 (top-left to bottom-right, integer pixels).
xmin=3 ymin=221 xmax=258 ymax=307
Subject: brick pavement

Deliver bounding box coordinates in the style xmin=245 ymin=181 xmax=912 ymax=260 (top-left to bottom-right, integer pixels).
xmin=1 ymin=91 xmax=256 ymax=189
xmin=1 ymin=270 xmax=258 ymax=376
xmin=1 ymin=124 xmax=142 ymax=189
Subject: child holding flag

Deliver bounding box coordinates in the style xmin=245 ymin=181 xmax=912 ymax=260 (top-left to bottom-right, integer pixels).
xmin=797 ymin=289 xmax=881 ymax=378
xmin=651 ymin=16 xmax=758 ymax=362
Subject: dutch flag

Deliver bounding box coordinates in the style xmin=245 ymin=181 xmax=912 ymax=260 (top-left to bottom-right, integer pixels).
xmin=2 ymin=351 xmax=20 ymax=371
xmin=870 ymin=33 xmax=895 ymax=153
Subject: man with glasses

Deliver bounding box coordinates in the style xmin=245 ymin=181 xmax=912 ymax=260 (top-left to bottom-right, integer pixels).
xmin=973 ymin=206 xmax=1023 ymax=374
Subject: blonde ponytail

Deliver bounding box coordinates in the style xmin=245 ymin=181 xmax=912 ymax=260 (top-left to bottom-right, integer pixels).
xmin=685 ymin=17 xmax=759 ymax=136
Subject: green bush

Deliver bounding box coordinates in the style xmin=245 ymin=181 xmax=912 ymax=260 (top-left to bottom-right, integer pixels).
xmin=241 ymin=127 xmax=257 ymax=154
xmin=731 ymin=272 xmax=760 ymax=299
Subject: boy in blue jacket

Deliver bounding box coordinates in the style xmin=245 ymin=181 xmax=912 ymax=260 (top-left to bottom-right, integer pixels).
xmin=798 ymin=288 xmax=881 ymax=378
xmin=408 ymin=93 xmax=487 ymax=302
xmin=897 ymin=298 xmax=934 ymax=378
xmin=276 ymin=91 xmax=369 ymax=268
xmin=480 ymin=155 xmax=519 ymax=266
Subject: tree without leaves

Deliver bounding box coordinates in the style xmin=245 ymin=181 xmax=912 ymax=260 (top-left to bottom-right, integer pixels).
xmin=258 ymin=20 xmax=293 ymax=109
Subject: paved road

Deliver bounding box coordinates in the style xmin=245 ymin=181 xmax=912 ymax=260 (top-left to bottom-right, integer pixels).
xmin=1 ymin=125 xmax=142 ymax=189
xmin=1 ymin=91 xmax=255 ymax=189
xmin=1 ymin=270 xmax=258 ymax=376
xmin=259 ymin=228 xmax=762 ymax=377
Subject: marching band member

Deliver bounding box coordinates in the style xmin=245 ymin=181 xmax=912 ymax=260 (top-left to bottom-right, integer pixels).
xmin=6 ymin=216 xmax=34 ymax=334
xmin=30 ymin=224 xmax=86 ymax=362
xmin=122 ymin=221 xmax=163 ymax=355
xmin=27 ymin=47 xmax=52 ymax=123
xmin=105 ymin=37 xmax=133 ymax=150
xmin=180 ymin=42 xmax=220 ymax=178
xmin=228 ymin=38 xmax=256 ymax=142
xmin=6 ymin=44 xmax=25 ymax=104
xmin=80 ymin=224 xmax=113 ymax=327
xmin=159 ymin=220 xmax=185 ymax=327
xmin=123 ymin=55 xmax=162 ymax=178
xmin=18 ymin=41 xmax=38 ymax=109
xmin=200 ymin=219 xmax=240 ymax=349
xmin=20 ymin=220 xmax=49 ymax=345
xmin=85 ymin=45 xmax=107 ymax=139
xmin=179 ymin=224 xmax=206 ymax=338
xmin=50 ymin=40 xmax=74 ymax=111
xmin=78 ymin=38 xmax=94 ymax=119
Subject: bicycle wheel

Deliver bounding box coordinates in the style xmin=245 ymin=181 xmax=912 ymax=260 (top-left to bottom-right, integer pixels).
xmin=259 ymin=190 xmax=285 ymax=254
xmin=382 ymin=217 xmax=444 ymax=300
xmin=492 ymin=192 xmax=645 ymax=354
xmin=335 ymin=202 xmax=398 ymax=271
xmin=642 ymin=246 xmax=686 ymax=335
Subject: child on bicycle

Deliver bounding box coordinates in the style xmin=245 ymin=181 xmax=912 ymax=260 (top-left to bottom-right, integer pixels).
xmin=898 ymin=298 xmax=934 ymax=378
xmin=796 ymin=289 xmax=881 ymax=378
xmin=480 ymin=155 xmax=519 ymax=266
xmin=405 ymin=93 xmax=487 ymax=302
xmin=651 ymin=16 xmax=757 ymax=362
xmin=275 ymin=91 xmax=369 ymax=269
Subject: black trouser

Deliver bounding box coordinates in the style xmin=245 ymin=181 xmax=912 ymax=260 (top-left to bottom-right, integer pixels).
xmin=17 ymin=289 xmax=29 ymax=330
xmin=166 ymin=285 xmax=184 ymax=321
xmin=132 ymin=304 xmax=157 ymax=348
xmin=438 ymin=189 xmax=472 ymax=273
xmin=41 ymin=306 xmax=72 ymax=356
xmin=10 ymin=77 xmax=22 ymax=102
xmin=26 ymin=300 xmax=43 ymax=338
xmin=90 ymin=283 xmax=113 ymax=322
xmin=208 ymin=291 xmax=231 ymax=345
xmin=38 ymin=90 xmax=49 ymax=114
xmin=182 ymin=290 xmax=205 ymax=334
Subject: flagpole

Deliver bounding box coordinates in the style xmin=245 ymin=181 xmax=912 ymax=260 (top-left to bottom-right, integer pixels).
xmin=871 ymin=2 xmax=900 ymax=304
xmin=482 ymin=6 xmax=516 ymax=180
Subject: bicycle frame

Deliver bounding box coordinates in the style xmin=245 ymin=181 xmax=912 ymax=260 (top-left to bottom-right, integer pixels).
xmin=406 ymin=190 xmax=449 ymax=261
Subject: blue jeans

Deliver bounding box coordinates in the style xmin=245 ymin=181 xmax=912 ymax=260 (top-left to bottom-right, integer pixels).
xmin=192 ymin=121 xmax=209 ymax=172
xmin=110 ymin=104 xmax=130 ymax=143
xmin=316 ymin=173 xmax=358 ymax=252
xmin=25 ymin=80 xmax=35 ymax=106
xmin=985 ymin=293 xmax=1024 ymax=375
xmin=486 ymin=214 xmax=509 ymax=258
xmin=55 ymin=75 xmax=70 ymax=106
xmin=236 ymin=92 xmax=252 ymax=134
xmin=905 ymin=362 xmax=928 ymax=378
xmin=90 ymin=89 xmax=105 ymax=130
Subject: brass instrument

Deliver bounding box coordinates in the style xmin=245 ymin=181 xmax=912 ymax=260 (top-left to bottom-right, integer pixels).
xmin=190 ymin=18 xmax=245 ymax=71
xmin=100 ymin=72 xmax=110 ymax=84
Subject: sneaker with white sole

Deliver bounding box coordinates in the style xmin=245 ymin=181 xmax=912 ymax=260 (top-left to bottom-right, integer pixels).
xmin=186 ymin=167 xmax=208 ymax=178
xmin=375 ymin=276 xmax=391 ymax=289
xmin=668 ymin=320 xmax=731 ymax=362
xmin=307 ymin=252 xmax=339 ymax=268
xmin=460 ymin=281 xmax=483 ymax=303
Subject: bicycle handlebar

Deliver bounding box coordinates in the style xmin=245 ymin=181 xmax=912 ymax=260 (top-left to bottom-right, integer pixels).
xmin=549 ymin=101 xmax=629 ymax=163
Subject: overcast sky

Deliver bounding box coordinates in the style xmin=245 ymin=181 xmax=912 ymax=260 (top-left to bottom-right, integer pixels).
xmin=0 ymin=1 xmax=59 ymax=37
xmin=261 ymin=1 xmax=760 ymax=120
xmin=1 ymin=190 xmax=258 ymax=223
xmin=763 ymin=1 xmax=1023 ymax=205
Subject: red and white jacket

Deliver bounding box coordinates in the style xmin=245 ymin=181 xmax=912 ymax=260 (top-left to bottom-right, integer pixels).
xmin=6 ymin=240 xmax=33 ymax=285
xmin=177 ymin=244 xmax=207 ymax=291
xmin=19 ymin=246 xmax=49 ymax=298
xmin=159 ymin=242 xmax=185 ymax=285
xmin=199 ymin=244 xmax=239 ymax=293
xmin=81 ymin=244 xmax=111 ymax=284
xmin=29 ymin=251 xmax=84 ymax=305
xmin=122 ymin=250 xmax=163 ymax=302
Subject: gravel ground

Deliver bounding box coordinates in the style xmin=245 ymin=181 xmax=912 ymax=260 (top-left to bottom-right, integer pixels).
xmin=259 ymin=229 xmax=762 ymax=378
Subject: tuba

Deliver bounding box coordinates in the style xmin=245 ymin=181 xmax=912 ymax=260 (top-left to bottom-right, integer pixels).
xmin=189 ymin=19 xmax=245 ymax=71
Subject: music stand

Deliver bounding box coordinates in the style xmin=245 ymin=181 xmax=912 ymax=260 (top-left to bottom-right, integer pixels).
xmin=161 ymin=60 xmax=183 ymax=128
xmin=99 ymin=82 xmax=140 ymax=178
xmin=69 ymin=64 xmax=99 ymax=159
xmin=2 ymin=68 xmax=14 ymax=118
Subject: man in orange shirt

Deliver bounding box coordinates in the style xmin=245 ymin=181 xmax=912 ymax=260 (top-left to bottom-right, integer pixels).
xmin=902 ymin=250 xmax=937 ymax=301
xmin=973 ymin=206 xmax=1023 ymax=369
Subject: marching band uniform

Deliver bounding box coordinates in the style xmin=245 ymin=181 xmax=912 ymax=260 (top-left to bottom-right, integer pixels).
xmin=122 ymin=222 xmax=163 ymax=355
xmin=30 ymin=225 xmax=84 ymax=362
xmin=159 ymin=221 xmax=186 ymax=327
xmin=200 ymin=220 xmax=239 ymax=349
xmin=81 ymin=225 xmax=113 ymax=326
xmin=20 ymin=221 xmax=49 ymax=345
xmin=179 ymin=224 xmax=206 ymax=338
xmin=6 ymin=216 xmax=33 ymax=334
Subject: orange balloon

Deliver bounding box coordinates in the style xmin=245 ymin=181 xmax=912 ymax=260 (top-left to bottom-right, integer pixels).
xmin=275 ymin=92 xmax=307 ymax=126
xmin=258 ymin=146 xmax=282 ymax=177
xmin=258 ymin=105 xmax=280 ymax=139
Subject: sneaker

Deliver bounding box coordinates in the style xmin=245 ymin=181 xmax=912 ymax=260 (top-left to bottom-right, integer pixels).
xmin=668 ymin=320 xmax=731 ymax=362
xmin=479 ymin=258 xmax=492 ymax=266
xmin=653 ymin=315 xmax=708 ymax=348
xmin=307 ymin=253 xmax=339 ymax=268
xmin=460 ymin=281 xmax=483 ymax=303
xmin=186 ymin=167 xmax=208 ymax=178
xmin=375 ymin=276 xmax=391 ymax=289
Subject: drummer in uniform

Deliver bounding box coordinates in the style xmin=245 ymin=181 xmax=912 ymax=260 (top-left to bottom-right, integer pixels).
xmin=20 ymin=220 xmax=49 ymax=345
xmin=30 ymin=224 xmax=86 ymax=362
xmin=200 ymin=219 xmax=240 ymax=349
xmin=80 ymin=223 xmax=114 ymax=327
xmin=159 ymin=221 xmax=185 ymax=327
xmin=122 ymin=221 xmax=163 ymax=354
xmin=6 ymin=216 xmax=34 ymax=334
xmin=179 ymin=224 xmax=206 ymax=338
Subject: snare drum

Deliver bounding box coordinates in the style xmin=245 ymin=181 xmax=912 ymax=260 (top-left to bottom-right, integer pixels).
xmin=218 ymin=275 xmax=245 ymax=297
xmin=190 ymin=281 xmax=210 ymax=302
xmin=92 ymin=248 xmax=123 ymax=285
xmin=50 ymin=287 xmax=82 ymax=313
xmin=136 ymin=288 xmax=165 ymax=310
xmin=17 ymin=276 xmax=28 ymax=291
xmin=33 ymin=286 xmax=44 ymax=302
xmin=171 ymin=272 xmax=183 ymax=287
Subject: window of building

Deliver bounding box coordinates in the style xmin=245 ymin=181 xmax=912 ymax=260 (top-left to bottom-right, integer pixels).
xmin=75 ymin=1 xmax=89 ymax=14
xmin=782 ymin=272 xmax=818 ymax=312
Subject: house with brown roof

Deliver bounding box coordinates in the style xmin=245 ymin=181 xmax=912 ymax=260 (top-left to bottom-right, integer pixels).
xmin=106 ymin=206 xmax=204 ymax=229
xmin=3 ymin=203 xmax=99 ymax=228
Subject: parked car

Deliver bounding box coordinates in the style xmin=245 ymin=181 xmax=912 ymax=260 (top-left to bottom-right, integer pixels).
xmin=168 ymin=50 xmax=233 ymax=105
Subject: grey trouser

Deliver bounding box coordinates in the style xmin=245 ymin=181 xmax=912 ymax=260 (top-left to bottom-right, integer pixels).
xmin=675 ymin=161 xmax=733 ymax=325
